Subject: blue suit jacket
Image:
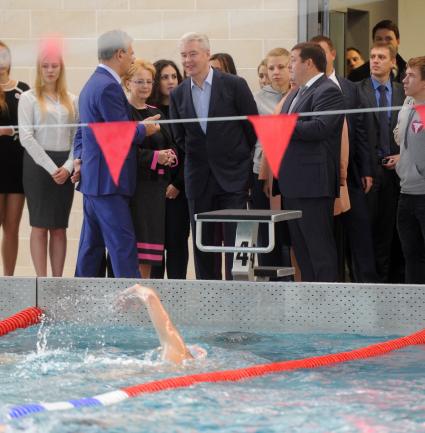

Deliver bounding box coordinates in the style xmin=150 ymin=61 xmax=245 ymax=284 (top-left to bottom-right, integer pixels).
xmin=169 ymin=69 xmax=258 ymax=199
xmin=74 ymin=67 xmax=146 ymax=196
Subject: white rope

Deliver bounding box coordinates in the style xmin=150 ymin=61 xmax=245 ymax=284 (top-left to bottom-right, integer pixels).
xmin=6 ymin=104 xmax=415 ymax=130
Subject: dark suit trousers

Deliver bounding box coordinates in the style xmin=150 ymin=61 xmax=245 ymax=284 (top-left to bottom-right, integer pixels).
xmin=366 ymin=165 xmax=404 ymax=283
xmin=397 ymin=194 xmax=425 ymax=284
xmin=188 ymin=175 xmax=248 ymax=280
xmin=151 ymin=193 xmax=190 ymax=279
xmin=284 ymin=197 xmax=338 ymax=282
xmin=75 ymin=194 xmax=139 ymax=278
xmin=342 ymin=184 xmax=378 ymax=282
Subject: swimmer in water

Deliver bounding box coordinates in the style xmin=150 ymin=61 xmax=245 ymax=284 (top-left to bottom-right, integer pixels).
xmin=116 ymin=284 xmax=195 ymax=364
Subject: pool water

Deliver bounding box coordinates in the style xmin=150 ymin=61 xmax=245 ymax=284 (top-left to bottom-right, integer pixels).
xmin=1 ymin=322 xmax=425 ymax=433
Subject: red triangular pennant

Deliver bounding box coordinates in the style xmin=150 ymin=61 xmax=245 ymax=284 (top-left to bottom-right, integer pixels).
xmin=248 ymin=113 xmax=298 ymax=178
xmin=89 ymin=121 xmax=137 ymax=186
xmin=415 ymin=104 xmax=425 ymax=128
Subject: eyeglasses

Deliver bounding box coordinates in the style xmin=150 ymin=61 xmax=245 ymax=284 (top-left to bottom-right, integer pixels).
xmin=130 ymin=79 xmax=153 ymax=86
xmin=160 ymin=73 xmax=178 ymax=80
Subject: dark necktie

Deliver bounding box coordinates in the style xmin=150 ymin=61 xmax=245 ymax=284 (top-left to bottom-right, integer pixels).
xmin=378 ymin=85 xmax=390 ymax=157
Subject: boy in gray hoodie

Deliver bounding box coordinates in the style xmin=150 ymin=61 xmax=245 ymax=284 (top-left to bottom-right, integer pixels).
xmin=395 ymin=56 xmax=425 ymax=283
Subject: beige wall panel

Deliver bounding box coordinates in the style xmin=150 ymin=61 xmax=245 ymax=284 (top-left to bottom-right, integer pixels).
xmin=398 ymin=0 xmax=425 ymax=60
xmin=263 ymin=0 xmax=297 ymax=10
xmin=237 ymin=67 xmax=261 ymax=93
xmin=31 ymin=10 xmax=97 ymax=38
xmin=0 ymin=10 xmax=30 ymax=38
xmin=65 ymin=68 xmax=93 ymax=96
xmin=98 ymin=10 xmax=162 ymax=39
xmin=196 ymin=0 xmax=261 ymax=9
xmin=163 ymin=10 xmax=229 ymax=39
xmin=0 ymin=0 xmax=60 ymax=9
xmin=130 ymin=0 xmax=195 ymax=9
xmin=65 ymin=39 xmax=98 ymax=68
xmin=209 ymin=39 xmax=263 ymax=69
xmin=133 ymin=39 xmax=180 ymax=64
xmin=2 ymin=39 xmax=36 ymax=68
xmin=12 ymin=68 xmax=32 ymax=86
xmin=64 ymin=0 xmax=129 ymax=9
xmin=230 ymin=10 xmax=297 ymax=39
xmin=263 ymin=38 xmax=298 ymax=53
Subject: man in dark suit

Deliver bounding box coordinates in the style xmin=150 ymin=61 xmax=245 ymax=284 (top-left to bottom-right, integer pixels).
xmin=279 ymin=42 xmax=344 ymax=282
xmin=169 ymin=32 xmax=258 ymax=280
xmin=311 ymin=36 xmax=378 ymax=282
xmin=73 ymin=30 xmax=159 ymax=278
xmin=348 ymin=20 xmax=406 ymax=83
xmin=357 ymin=43 xmax=405 ymax=283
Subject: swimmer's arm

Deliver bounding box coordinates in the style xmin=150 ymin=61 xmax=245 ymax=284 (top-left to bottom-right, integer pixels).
xmin=117 ymin=285 xmax=193 ymax=364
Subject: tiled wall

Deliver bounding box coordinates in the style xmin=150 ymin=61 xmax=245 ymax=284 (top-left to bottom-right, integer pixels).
xmin=0 ymin=0 xmax=298 ymax=277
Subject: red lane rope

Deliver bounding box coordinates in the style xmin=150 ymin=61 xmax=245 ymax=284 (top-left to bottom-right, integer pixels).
xmin=0 ymin=307 xmax=43 ymax=337
xmin=122 ymin=328 xmax=425 ymax=398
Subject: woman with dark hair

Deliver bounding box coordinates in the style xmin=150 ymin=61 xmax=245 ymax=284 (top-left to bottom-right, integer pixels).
xmin=0 ymin=41 xmax=29 ymax=276
xmin=210 ymin=52 xmax=237 ymax=75
xmin=147 ymin=60 xmax=190 ymax=280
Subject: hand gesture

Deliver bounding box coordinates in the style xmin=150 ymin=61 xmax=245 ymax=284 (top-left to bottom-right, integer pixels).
xmin=143 ymin=114 xmax=161 ymax=136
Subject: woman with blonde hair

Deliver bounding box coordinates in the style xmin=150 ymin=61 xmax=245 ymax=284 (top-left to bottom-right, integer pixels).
xmin=123 ymin=59 xmax=177 ymax=279
xmin=0 ymin=41 xmax=30 ymax=275
xmin=18 ymin=42 xmax=77 ymax=276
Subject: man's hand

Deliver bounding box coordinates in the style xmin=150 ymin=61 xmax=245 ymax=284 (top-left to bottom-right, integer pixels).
xmin=0 ymin=126 xmax=14 ymax=137
xmin=52 ymin=167 xmax=70 ymax=185
xmin=382 ymin=154 xmax=400 ymax=170
xmin=143 ymin=114 xmax=161 ymax=136
xmin=361 ymin=176 xmax=373 ymax=194
xmin=165 ymin=184 xmax=180 ymax=199
xmin=71 ymin=159 xmax=81 ymax=184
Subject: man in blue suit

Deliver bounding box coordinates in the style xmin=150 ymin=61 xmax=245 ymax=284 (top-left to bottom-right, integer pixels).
xmin=72 ymin=30 xmax=159 ymax=278
xmin=169 ymin=32 xmax=258 ymax=280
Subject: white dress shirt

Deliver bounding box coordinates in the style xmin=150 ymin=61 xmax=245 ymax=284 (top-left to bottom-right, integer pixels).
xmin=18 ymin=89 xmax=78 ymax=175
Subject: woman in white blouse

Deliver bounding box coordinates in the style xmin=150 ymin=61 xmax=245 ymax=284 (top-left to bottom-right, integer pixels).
xmin=18 ymin=51 xmax=77 ymax=277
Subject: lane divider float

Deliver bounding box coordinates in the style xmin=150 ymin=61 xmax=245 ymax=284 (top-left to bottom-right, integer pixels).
xmin=0 ymin=307 xmax=43 ymax=337
xmin=7 ymin=326 xmax=425 ymax=420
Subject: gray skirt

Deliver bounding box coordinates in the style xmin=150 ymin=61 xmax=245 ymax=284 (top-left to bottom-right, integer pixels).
xmin=23 ymin=150 xmax=74 ymax=229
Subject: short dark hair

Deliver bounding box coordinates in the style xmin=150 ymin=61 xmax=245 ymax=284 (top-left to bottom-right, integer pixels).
xmin=291 ymin=42 xmax=327 ymax=73
xmin=310 ymin=35 xmax=335 ymax=52
xmin=407 ymin=56 xmax=425 ymax=81
xmin=210 ymin=52 xmax=237 ymax=75
xmin=372 ymin=20 xmax=400 ymax=40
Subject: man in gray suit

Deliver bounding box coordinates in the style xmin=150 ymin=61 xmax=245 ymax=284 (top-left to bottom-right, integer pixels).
xmin=357 ymin=43 xmax=405 ymax=283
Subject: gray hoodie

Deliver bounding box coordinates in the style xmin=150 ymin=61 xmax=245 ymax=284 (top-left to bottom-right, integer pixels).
xmin=395 ymin=97 xmax=425 ymax=194
xmin=253 ymin=85 xmax=284 ymax=174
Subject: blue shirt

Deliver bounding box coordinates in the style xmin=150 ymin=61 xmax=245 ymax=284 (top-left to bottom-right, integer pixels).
xmin=191 ymin=67 xmax=213 ymax=134
xmin=371 ymin=77 xmax=392 ymax=120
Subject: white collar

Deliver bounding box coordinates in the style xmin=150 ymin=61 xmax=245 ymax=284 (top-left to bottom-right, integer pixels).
xmin=98 ymin=64 xmax=121 ymax=85
xmin=304 ymin=72 xmax=324 ymax=89
xmin=328 ymin=70 xmax=341 ymax=89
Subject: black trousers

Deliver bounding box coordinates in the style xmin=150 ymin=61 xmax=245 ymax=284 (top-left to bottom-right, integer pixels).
xmin=151 ymin=192 xmax=190 ymax=279
xmin=342 ymin=184 xmax=378 ymax=282
xmin=366 ymin=166 xmax=404 ymax=283
xmin=250 ymin=174 xmax=291 ymax=272
xmin=284 ymin=196 xmax=338 ymax=282
xmin=188 ymin=175 xmax=248 ymax=280
xmin=397 ymin=193 xmax=425 ymax=284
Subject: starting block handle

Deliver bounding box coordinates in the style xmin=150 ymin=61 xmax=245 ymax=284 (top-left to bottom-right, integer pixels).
xmin=195 ymin=220 xmax=276 ymax=253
